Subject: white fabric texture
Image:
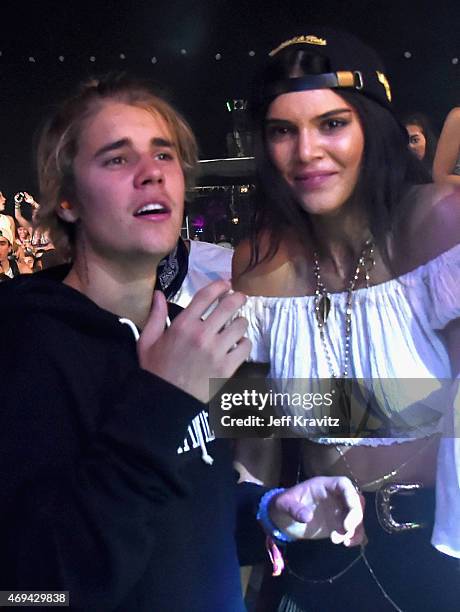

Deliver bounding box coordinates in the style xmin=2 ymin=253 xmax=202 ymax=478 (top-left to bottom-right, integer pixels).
xmin=170 ymin=240 xmax=233 ymax=309
xmin=239 ymin=244 xmax=460 ymax=556
xmin=432 ymin=381 xmax=460 ymax=557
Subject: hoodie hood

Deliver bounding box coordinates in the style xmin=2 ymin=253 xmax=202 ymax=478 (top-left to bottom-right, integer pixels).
xmin=0 ymin=265 xmax=138 ymax=343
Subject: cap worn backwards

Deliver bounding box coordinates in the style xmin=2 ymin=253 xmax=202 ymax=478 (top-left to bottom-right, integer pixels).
xmin=264 ymin=27 xmax=392 ymax=109
xmin=0 ymin=227 xmax=14 ymax=247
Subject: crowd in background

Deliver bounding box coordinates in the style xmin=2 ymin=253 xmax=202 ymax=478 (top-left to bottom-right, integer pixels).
xmin=0 ymin=190 xmax=63 ymax=281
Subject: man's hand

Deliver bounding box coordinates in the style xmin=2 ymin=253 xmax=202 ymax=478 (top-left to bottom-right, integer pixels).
xmin=137 ymin=280 xmax=251 ymax=403
xmin=269 ymin=476 xmax=365 ymax=546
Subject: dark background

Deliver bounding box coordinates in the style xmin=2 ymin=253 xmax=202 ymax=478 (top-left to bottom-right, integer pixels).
xmin=0 ymin=0 xmax=458 ymax=212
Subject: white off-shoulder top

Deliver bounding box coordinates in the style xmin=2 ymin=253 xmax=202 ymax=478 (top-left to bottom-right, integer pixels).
xmin=239 ymin=244 xmax=460 ymax=556
xmin=239 ymin=244 xmax=459 ymax=443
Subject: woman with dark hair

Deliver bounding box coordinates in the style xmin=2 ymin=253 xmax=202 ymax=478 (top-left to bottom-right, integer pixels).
xmin=233 ymin=28 xmax=460 ymax=612
xmin=403 ymin=112 xmax=439 ymax=174
xmin=433 ymin=106 xmax=460 ymax=185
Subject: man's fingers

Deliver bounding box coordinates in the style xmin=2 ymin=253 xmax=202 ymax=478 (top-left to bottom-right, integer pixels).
xmin=139 ymin=290 xmax=168 ymax=347
xmin=203 ymin=291 xmax=247 ymax=333
xmin=343 ymin=504 xmax=364 ymax=535
xmin=276 ymin=495 xmax=314 ymax=525
xmin=217 ymin=316 xmax=248 ymax=351
xmin=183 ymin=280 xmax=233 ymax=320
xmin=214 ymin=338 xmax=252 ymax=381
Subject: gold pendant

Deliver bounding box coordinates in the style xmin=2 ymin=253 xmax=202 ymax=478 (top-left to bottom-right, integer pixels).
xmin=318 ymin=295 xmax=331 ymax=325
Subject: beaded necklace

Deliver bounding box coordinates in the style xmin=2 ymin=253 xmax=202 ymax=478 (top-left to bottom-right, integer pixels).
xmin=313 ymin=238 xmax=375 ymax=379
xmin=294 ymin=237 xmax=433 ymax=611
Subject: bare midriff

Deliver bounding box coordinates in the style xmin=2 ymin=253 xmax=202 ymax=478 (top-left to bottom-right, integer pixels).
xmin=302 ymin=435 xmax=440 ymax=491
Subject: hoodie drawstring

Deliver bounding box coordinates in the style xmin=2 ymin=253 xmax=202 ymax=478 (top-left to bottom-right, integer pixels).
xmin=119 ymin=317 xmax=140 ymax=341
xmin=197 ymin=423 xmax=214 ymax=465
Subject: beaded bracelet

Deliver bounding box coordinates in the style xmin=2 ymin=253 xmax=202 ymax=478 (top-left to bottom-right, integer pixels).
xmin=256 ymin=487 xmax=295 ymax=544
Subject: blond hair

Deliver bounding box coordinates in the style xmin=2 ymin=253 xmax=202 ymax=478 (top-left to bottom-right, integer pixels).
xmin=36 ymin=74 xmax=198 ymax=260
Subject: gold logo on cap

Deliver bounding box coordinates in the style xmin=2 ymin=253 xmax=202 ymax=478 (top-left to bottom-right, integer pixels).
xmin=376 ymin=71 xmax=392 ymax=102
xmin=269 ymin=35 xmax=327 ymax=57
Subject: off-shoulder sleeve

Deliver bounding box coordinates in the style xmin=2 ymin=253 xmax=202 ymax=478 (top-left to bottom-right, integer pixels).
xmin=238 ymin=296 xmax=270 ymax=363
xmin=426 ymin=244 xmax=460 ymax=330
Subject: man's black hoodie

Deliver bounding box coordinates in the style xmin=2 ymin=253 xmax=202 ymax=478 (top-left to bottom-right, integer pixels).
xmin=0 ymin=268 xmax=265 ymax=611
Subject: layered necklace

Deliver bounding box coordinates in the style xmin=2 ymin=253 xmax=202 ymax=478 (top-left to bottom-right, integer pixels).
xmin=302 ymin=237 xmax=434 ymax=612
xmin=313 ymin=237 xmax=375 ymax=379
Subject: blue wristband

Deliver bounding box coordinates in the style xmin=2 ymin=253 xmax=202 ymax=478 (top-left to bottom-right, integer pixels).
xmin=257 ymin=487 xmax=295 ymax=544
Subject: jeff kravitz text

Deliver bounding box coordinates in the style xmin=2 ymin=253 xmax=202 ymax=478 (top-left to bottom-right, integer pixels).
xmin=220 ymin=414 xmax=340 ymax=428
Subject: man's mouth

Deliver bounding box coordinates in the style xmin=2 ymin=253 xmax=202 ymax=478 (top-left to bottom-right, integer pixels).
xmin=134 ymin=202 xmax=171 ymax=218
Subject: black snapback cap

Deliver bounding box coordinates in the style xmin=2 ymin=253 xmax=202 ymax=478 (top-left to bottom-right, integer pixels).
xmin=264 ymin=28 xmax=392 ymax=110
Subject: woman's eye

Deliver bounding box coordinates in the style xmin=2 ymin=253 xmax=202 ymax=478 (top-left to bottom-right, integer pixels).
xmin=266 ymin=125 xmax=294 ymax=140
xmin=322 ymin=118 xmax=347 ymax=131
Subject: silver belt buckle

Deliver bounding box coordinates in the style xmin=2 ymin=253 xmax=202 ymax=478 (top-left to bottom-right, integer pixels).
xmin=375 ymin=483 xmax=425 ymax=534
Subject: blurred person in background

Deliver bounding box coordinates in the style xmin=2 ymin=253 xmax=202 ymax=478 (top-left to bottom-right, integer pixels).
xmin=433 ymin=106 xmax=460 ymax=186
xmin=403 ymin=112 xmax=438 ymax=176
xmin=0 ymin=191 xmax=16 ymax=242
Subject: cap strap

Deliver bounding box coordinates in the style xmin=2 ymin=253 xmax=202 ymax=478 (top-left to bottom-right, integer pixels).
xmin=264 ymin=71 xmax=363 ymax=99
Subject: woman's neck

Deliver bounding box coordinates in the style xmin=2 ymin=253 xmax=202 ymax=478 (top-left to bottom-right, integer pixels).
xmin=309 ymin=206 xmax=372 ymax=282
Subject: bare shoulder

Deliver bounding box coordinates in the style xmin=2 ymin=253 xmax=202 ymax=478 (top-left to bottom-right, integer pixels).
xmin=232 ymin=229 xmax=309 ymax=296
xmin=443 ymin=106 xmax=460 ymax=127
xmin=400 ymin=183 xmax=460 ymax=266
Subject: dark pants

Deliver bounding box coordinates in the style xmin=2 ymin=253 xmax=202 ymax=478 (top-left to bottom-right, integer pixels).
xmin=259 ymin=488 xmax=460 ymax=612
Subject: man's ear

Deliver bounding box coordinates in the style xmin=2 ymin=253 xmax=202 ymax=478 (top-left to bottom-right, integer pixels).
xmin=56 ymin=200 xmax=79 ymax=223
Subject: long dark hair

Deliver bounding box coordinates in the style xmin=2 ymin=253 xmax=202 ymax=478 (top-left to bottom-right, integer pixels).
xmin=402 ymin=112 xmax=439 ymax=174
xmin=246 ymin=47 xmax=431 ymax=271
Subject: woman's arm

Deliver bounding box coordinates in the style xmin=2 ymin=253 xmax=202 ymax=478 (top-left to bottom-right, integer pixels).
xmin=14 ymin=203 xmax=33 ymax=231
xmin=433 ymin=107 xmax=460 ymax=186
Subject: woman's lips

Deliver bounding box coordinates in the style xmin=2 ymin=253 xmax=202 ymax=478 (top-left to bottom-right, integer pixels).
xmin=294 ymin=172 xmax=337 ymax=190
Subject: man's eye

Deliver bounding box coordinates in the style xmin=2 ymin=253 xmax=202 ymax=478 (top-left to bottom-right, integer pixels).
xmin=156 ymin=151 xmax=174 ymax=161
xmin=104 ymin=156 xmax=126 ymax=166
